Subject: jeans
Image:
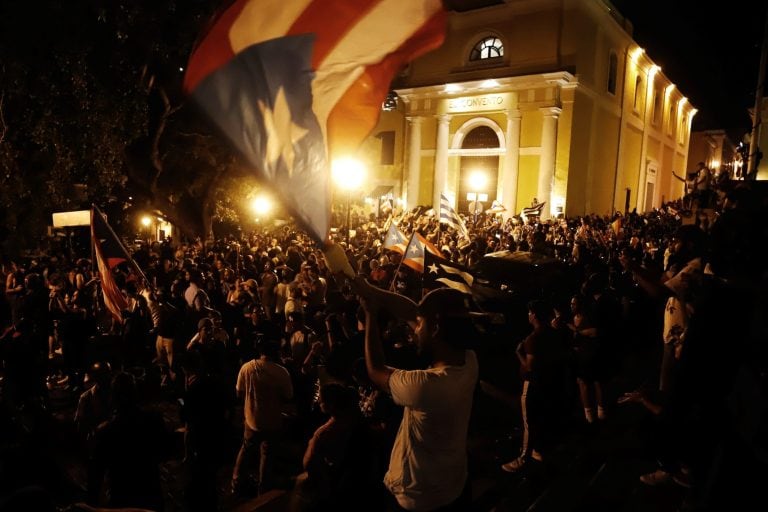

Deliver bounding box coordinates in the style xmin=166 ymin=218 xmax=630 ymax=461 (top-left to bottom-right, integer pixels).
xmin=232 ymin=427 xmax=279 ymax=493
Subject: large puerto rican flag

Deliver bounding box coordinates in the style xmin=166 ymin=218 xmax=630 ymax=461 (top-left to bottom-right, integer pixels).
xmin=184 ymin=0 xmax=447 ymax=243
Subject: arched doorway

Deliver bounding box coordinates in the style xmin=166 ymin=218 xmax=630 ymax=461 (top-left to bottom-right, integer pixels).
xmin=458 ymin=125 xmax=500 ymax=215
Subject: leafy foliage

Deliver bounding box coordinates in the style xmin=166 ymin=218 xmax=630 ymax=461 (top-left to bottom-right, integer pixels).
xmin=0 ymin=0 xmax=263 ymax=254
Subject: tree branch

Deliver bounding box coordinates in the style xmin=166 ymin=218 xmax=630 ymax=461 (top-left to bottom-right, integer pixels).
xmin=0 ymin=91 xmax=7 ymax=144
xmin=150 ymin=86 xmax=182 ymax=192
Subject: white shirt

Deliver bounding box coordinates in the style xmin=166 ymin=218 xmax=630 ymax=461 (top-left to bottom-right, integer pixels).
xmin=236 ymin=358 xmax=293 ymax=432
xmin=184 ymin=283 xmax=200 ymax=308
xmin=663 ymin=258 xmax=702 ymax=346
xmin=384 ymin=350 xmax=478 ymax=511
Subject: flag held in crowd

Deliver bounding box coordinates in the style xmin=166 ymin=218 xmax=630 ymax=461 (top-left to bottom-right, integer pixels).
xmin=521 ymin=201 xmax=545 ymax=218
xmin=383 ymin=223 xmax=408 ymax=253
xmin=91 ymin=206 xmax=130 ymax=322
xmin=440 ymin=193 xmax=469 ymax=239
xmin=183 ymin=0 xmax=447 ymax=243
xmin=402 ymin=231 xmax=441 ymax=272
xmin=611 ymin=217 xmax=622 ymax=236
xmin=487 ymin=200 xmax=507 ymax=214
xmin=424 ymin=251 xmax=474 ymax=295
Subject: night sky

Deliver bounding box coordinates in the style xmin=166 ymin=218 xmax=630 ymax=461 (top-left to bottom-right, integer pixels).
xmin=597 ymin=0 xmax=767 ymax=143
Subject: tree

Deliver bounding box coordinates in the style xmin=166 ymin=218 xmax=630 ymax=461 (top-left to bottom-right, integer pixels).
xmin=0 ymin=0 xmax=255 ymax=254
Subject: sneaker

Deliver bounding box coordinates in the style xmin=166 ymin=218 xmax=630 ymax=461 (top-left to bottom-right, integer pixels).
xmin=501 ymin=457 xmax=527 ymax=473
xmin=584 ymin=408 xmax=595 ymax=424
xmin=640 ymin=469 xmax=672 ymax=486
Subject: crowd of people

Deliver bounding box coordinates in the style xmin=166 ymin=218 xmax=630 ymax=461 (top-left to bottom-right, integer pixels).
xmin=1 ymin=177 xmax=766 ymax=511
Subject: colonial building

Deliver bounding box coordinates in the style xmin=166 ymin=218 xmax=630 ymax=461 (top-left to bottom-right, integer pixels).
xmin=688 ymin=130 xmax=738 ymax=180
xmin=749 ymin=97 xmax=768 ymax=180
xmin=358 ymin=0 xmax=697 ymax=219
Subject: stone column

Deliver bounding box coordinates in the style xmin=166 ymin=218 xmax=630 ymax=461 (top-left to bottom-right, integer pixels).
xmin=433 ymin=114 xmax=451 ymax=209
xmin=405 ymin=116 xmax=422 ymax=209
xmin=500 ymin=109 xmax=522 ymax=216
xmin=537 ymin=107 xmax=561 ymax=220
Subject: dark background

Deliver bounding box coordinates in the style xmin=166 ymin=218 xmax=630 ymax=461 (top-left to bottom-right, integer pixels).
xmin=612 ymin=0 xmax=768 ymax=142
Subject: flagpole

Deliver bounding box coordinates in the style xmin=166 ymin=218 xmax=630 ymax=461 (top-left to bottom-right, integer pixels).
xmin=92 ymin=204 xmax=153 ymax=290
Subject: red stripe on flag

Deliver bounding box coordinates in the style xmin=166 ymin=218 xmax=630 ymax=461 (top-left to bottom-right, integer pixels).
xmin=91 ymin=208 xmax=129 ymax=322
xmin=93 ymin=241 xmax=128 ymax=323
xmin=417 ymin=231 xmax=442 ymax=257
xmin=183 ymin=0 xmax=249 ymax=93
xmin=326 ymin=10 xmax=446 ymax=157
xmin=106 ymin=257 xmax=127 ymax=270
xmin=402 ymin=258 xmax=424 ymax=273
xmin=287 ymin=0 xmax=381 ymax=69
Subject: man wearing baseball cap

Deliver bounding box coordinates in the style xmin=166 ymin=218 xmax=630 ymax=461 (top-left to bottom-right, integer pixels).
xmin=360 ymin=284 xmax=478 ymax=511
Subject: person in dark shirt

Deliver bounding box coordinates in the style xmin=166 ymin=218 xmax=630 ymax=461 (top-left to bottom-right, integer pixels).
xmin=89 ymin=372 xmax=169 ymax=510
xmin=180 ymin=351 xmax=232 ymax=512
xmin=502 ymin=300 xmax=563 ymax=472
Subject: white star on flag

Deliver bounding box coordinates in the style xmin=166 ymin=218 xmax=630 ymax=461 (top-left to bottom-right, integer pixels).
xmin=428 ymin=263 xmax=439 ymax=274
xmin=258 ymin=87 xmax=308 ymax=176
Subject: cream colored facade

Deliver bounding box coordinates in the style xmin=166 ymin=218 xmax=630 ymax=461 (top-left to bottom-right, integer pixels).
xmin=752 ymin=98 xmax=768 ymax=180
xmin=688 ymin=130 xmax=737 ymax=179
xmin=360 ymin=0 xmax=696 ymax=219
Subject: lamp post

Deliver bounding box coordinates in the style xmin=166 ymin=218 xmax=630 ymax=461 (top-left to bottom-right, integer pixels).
xmin=250 ymin=195 xmax=272 ymax=224
xmin=140 ymin=215 xmax=152 ymax=243
xmin=468 ymin=171 xmax=488 ymax=225
xmin=333 ymin=157 xmax=365 ymax=243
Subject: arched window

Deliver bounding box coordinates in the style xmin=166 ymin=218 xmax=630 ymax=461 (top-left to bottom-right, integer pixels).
xmin=652 ymin=89 xmax=661 ymax=124
xmin=633 ymin=75 xmax=643 ymax=111
xmin=607 ymin=52 xmax=618 ymax=95
xmin=678 ymin=115 xmax=686 ymax=144
xmin=470 ymin=37 xmax=503 ymax=61
xmin=668 ymin=102 xmax=676 ymax=135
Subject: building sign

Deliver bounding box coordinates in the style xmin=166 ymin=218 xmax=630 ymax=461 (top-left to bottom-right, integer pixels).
xmin=52 ymin=210 xmax=90 ymax=227
xmin=447 ymin=94 xmax=506 ymax=113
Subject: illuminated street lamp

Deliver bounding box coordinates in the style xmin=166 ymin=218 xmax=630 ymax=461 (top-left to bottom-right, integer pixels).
xmin=140 ymin=215 xmax=152 ymax=242
xmin=250 ymin=195 xmax=272 ymax=219
xmin=468 ymin=171 xmax=488 ymax=225
xmin=332 ymin=157 xmax=366 ymax=242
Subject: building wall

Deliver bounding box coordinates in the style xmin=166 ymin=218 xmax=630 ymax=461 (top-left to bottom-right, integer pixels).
xmin=564 ymin=89 xmax=593 ymax=217
xmin=755 ymin=98 xmax=768 ymax=180
xmin=355 ymin=0 xmax=696 ymax=219
xmin=689 ymin=129 xmax=739 ymax=181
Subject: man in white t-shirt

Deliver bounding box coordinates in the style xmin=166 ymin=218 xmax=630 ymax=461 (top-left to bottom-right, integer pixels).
xmin=621 ymin=225 xmax=707 ymax=393
xmin=231 ymin=340 xmax=293 ymax=495
xmin=360 ymin=284 xmax=478 ymax=511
